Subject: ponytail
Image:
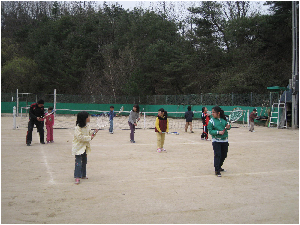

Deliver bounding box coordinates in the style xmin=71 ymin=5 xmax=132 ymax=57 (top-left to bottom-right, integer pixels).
xmin=220 ymin=109 xmax=227 ymax=121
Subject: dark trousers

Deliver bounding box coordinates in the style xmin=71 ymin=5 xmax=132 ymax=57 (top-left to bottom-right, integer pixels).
xmin=128 ymin=122 xmax=135 ymax=141
xmin=74 ymin=151 xmax=87 ymax=178
xmin=26 ymin=119 xmax=44 ymax=144
xmin=212 ymin=142 xmax=228 ymax=171
xmin=201 ymin=125 xmax=208 ymax=139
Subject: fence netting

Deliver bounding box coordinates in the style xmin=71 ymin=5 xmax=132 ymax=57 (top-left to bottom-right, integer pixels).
xmin=14 ymin=110 xmax=247 ymax=130
xmin=2 ymin=92 xmax=271 ymax=106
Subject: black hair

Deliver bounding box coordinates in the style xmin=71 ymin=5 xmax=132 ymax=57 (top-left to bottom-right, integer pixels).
xmin=187 ymin=106 xmax=191 ymax=111
xmin=202 ymin=107 xmax=206 ymax=112
xmin=37 ymin=99 xmax=44 ymax=104
xmin=76 ymin=111 xmax=89 ymax=128
xmin=110 ymin=106 xmax=114 ymax=109
xmin=164 ymin=110 xmax=168 ymax=118
xmin=212 ymin=106 xmax=227 ymax=121
xmin=158 ymin=108 xmax=164 ymax=112
xmin=133 ymin=104 xmax=140 ymax=113
xmin=48 ymin=107 xmax=53 ymax=111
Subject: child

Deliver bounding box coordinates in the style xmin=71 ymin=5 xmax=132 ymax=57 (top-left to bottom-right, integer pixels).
xmin=72 ymin=111 xmax=98 ymax=185
xmin=108 ymin=106 xmax=115 ymax=134
xmin=155 ymin=108 xmax=169 ymax=152
xmin=128 ymin=104 xmax=140 ymax=143
xmin=249 ymin=108 xmax=257 ymax=132
xmin=184 ymin=106 xmax=194 ymax=133
xmin=207 ymin=106 xmax=231 ymax=177
xmin=201 ymin=107 xmax=210 ymax=141
xmin=45 ymin=107 xmax=54 ymax=143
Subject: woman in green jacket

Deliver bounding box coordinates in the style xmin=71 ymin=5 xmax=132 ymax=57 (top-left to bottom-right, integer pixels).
xmin=207 ymin=106 xmax=231 ymax=177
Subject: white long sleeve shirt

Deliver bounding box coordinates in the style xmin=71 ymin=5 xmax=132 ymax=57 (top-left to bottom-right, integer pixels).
xmin=72 ymin=125 xmax=92 ymax=156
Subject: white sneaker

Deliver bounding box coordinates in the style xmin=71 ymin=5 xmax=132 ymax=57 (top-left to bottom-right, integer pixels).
xmin=162 ymin=148 xmax=166 ymax=152
xmin=157 ymin=148 xmax=162 ymax=153
xmin=206 ymin=139 xmax=211 ymax=141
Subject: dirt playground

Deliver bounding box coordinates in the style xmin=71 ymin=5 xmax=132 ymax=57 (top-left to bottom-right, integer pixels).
xmin=1 ymin=115 xmax=299 ymax=223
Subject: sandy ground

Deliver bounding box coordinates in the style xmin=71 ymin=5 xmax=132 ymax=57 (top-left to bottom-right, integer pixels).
xmin=1 ymin=115 xmax=299 ymax=224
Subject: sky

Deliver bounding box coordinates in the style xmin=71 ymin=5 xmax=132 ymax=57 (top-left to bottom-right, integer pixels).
xmin=97 ymin=1 xmax=271 ymax=14
xmin=96 ymin=1 xmax=271 ymax=22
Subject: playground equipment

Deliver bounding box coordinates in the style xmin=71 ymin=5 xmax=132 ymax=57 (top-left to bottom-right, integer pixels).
xmin=267 ymin=86 xmax=289 ymax=128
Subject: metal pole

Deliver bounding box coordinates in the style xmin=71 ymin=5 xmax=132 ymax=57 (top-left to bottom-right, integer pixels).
xmin=54 ymin=89 xmax=57 ymax=117
xmin=16 ymin=89 xmax=19 ymax=117
xmin=292 ymin=1 xmax=299 ymax=128
xmin=143 ymin=112 xmax=146 ymax=129
xmin=247 ymin=110 xmax=249 ymax=127
xmin=13 ymin=106 xmax=16 ymax=130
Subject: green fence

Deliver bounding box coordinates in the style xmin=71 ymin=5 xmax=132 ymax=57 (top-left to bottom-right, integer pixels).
xmin=2 ymin=102 xmax=269 ymax=122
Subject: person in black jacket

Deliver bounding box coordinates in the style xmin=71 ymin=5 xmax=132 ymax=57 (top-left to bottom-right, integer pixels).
xmin=26 ymin=99 xmax=45 ymax=146
xmin=184 ymin=106 xmax=194 ymax=133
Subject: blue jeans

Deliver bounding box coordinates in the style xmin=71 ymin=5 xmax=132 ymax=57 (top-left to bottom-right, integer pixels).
xmin=74 ymin=151 xmax=87 ymax=178
xmin=109 ymin=120 xmax=113 ymax=132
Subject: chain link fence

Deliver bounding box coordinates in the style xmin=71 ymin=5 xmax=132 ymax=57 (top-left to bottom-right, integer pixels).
xmin=2 ymin=92 xmax=271 ymax=107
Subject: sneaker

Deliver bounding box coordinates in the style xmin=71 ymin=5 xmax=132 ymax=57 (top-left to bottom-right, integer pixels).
xmin=191 ymin=131 xmax=194 ymax=133
xmin=162 ymin=148 xmax=166 ymax=152
xmin=47 ymin=141 xmax=50 ymax=144
xmin=75 ymin=178 xmax=80 ymax=185
xmin=27 ymin=143 xmax=31 ymax=146
xmin=40 ymin=142 xmax=45 ymax=144
xmin=215 ymin=171 xmax=222 ymax=177
xmin=201 ymin=138 xmax=204 ymax=140
xmin=130 ymin=140 xmax=135 ymax=143
xmin=157 ymin=148 xmax=162 ymax=153
xmin=206 ymin=139 xmax=211 ymax=141
xmin=220 ymin=168 xmax=226 ymax=172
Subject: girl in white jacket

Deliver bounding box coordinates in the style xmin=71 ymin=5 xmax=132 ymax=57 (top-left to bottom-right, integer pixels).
xmin=72 ymin=111 xmax=98 ymax=185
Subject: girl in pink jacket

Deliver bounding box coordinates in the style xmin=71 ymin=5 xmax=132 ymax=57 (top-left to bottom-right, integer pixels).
xmin=45 ymin=107 xmax=55 ymax=143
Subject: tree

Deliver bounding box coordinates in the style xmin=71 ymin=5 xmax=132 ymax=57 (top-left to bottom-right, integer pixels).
xmin=1 ymin=57 xmax=41 ymax=93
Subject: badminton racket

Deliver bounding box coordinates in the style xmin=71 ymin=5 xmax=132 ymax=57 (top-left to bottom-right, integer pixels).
xmin=96 ymin=113 xmax=109 ymax=130
xmin=119 ymin=106 xmax=124 ymax=114
xmin=228 ymin=107 xmax=243 ymax=123
xmin=222 ymin=107 xmax=243 ymax=133
xmin=40 ymin=109 xmax=56 ymax=121
xmin=116 ymin=106 xmax=124 ymax=117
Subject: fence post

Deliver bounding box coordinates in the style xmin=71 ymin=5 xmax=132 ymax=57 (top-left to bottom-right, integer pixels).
xmin=247 ymin=110 xmax=250 ymax=127
xmin=54 ymin=89 xmax=56 ymax=116
xmin=143 ymin=112 xmax=146 ymax=129
xmin=13 ymin=106 xmax=16 ymax=130
xmin=16 ymin=89 xmax=19 ymax=117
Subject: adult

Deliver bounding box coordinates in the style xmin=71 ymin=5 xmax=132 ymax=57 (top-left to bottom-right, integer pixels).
xmin=26 ymin=99 xmax=45 ymax=146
